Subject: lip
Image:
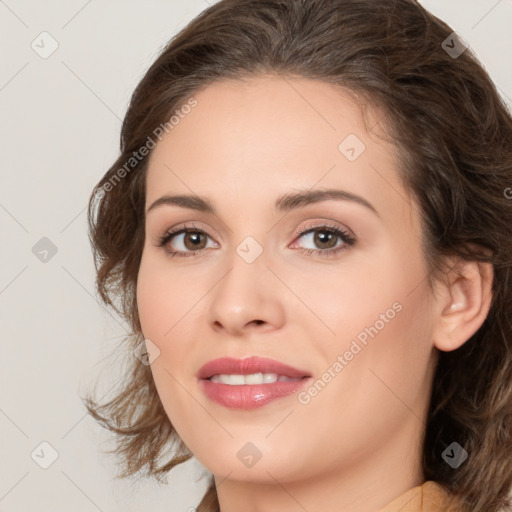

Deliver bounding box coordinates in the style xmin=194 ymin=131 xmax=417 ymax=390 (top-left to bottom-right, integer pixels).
xmin=197 ymin=356 xmax=311 ymax=380
xmin=197 ymin=356 xmax=312 ymax=410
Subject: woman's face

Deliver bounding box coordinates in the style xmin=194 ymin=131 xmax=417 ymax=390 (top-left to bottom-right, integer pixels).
xmin=136 ymin=75 xmax=439 ymax=485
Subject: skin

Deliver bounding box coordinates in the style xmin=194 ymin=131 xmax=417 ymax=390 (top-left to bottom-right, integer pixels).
xmin=136 ymin=74 xmax=493 ymax=512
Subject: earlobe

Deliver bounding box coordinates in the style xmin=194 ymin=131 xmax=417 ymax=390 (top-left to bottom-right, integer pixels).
xmin=433 ymin=258 xmax=493 ymax=352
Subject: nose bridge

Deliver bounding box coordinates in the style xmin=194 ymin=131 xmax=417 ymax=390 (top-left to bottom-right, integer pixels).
xmin=207 ymin=233 xmax=284 ymax=334
xmin=215 ymin=236 xmax=268 ymax=305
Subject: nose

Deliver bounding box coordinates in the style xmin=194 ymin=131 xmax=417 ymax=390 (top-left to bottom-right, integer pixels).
xmin=207 ymin=251 xmax=286 ymax=337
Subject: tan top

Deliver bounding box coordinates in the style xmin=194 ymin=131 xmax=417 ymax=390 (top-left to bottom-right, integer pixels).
xmin=380 ymin=481 xmax=461 ymax=512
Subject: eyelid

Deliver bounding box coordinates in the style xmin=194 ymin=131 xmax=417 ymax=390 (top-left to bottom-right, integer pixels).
xmin=290 ymin=220 xmax=355 ymax=242
xmin=155 ymin=218 xmax=356 ymax=258
xmin=156 ymin=220 xmax=352 ymax=244
xmin=154 ymin=221 xmax=218 ymax=243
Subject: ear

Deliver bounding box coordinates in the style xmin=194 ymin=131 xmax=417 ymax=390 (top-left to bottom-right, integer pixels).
xmin=432 ymin=255 xmax=494 ymax=352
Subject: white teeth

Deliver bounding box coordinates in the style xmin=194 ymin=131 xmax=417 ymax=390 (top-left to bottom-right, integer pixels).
xmin=245 ymin=372 xmax=265 ymax=384
xmin=208 ymin=373 xmax=301 ymax=385
xmin=228 ymin=374 xmax=245 ymax=385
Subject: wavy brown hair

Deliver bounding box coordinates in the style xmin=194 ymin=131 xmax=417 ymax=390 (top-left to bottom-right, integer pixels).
xmin=84 ymin=0 xmax=512 ymax=510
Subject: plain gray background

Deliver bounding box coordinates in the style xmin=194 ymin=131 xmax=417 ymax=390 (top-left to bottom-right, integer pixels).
xmin=1 ymin=1 xmax=511 ymax=511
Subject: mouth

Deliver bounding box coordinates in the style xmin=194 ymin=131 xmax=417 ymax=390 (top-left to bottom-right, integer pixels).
xmin=197 ymin=356 xmax=312 ymax=410
xmin=197 ymin=355 xmax=312 ymax=381
xmin=207 ymin=373 xmax=304 ymax=385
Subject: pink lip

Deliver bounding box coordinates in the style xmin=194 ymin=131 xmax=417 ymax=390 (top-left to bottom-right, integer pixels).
xmin=197 ymin=356 xmax=311 ymax=380
xmin=197 ymin=356 xmax=312 ymax=410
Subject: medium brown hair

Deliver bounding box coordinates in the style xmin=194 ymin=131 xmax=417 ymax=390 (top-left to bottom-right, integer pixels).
xmin=85 ymin=1 xmax=512 ymax=510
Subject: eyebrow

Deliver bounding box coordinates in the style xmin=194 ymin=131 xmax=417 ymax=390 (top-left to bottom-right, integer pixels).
xmin=145 ymin=188 xmax=379 ymax=217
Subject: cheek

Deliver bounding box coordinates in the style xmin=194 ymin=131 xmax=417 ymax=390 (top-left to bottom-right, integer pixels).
xmin=313 ymin=258 xmax=435 ymax=432
xmin=136 ymin=253 xmax=201 ymax=341
xmin=282 ymin=248 xmax=410 ymax=344
xmin=301 ymin=242 xmax=433 ymax=386
xmin=136 ymin=261 xmax=167 ymax=340
xmin=135 ymin=260 xmax=197 ymax=436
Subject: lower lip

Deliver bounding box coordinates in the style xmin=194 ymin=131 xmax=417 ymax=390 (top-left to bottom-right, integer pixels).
xmin=200 ymin=378 xmax=311 ymax=410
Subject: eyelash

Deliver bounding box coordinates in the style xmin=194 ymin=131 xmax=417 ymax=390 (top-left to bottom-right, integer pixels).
xmin=156 ymin=222 xmax=356 ymax=258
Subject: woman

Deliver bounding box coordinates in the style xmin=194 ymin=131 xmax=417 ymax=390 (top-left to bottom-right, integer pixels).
xmin=85 ymin=0 xmax=512 ymax=510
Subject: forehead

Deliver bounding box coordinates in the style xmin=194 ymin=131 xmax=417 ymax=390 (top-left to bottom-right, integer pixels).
xmin=158 ymin=74 xmax=382 ymax=156
xmin=144 ymin=74 xmax=412 ymax=219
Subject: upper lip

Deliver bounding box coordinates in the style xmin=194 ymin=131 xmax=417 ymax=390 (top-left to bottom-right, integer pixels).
xmin=197 ymin=356 xmax=312 ymax=380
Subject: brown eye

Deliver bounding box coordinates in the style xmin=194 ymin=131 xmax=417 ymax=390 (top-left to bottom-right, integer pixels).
xmin=311 ymin=230 xmax=339 ymax=249
xmin=182 ymin=231 xmax=207 ymax=250
xmin=292 ymin=224 xmax=355 ymax=256
xmin=157 ymin=226 xmax=217 ymax=257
